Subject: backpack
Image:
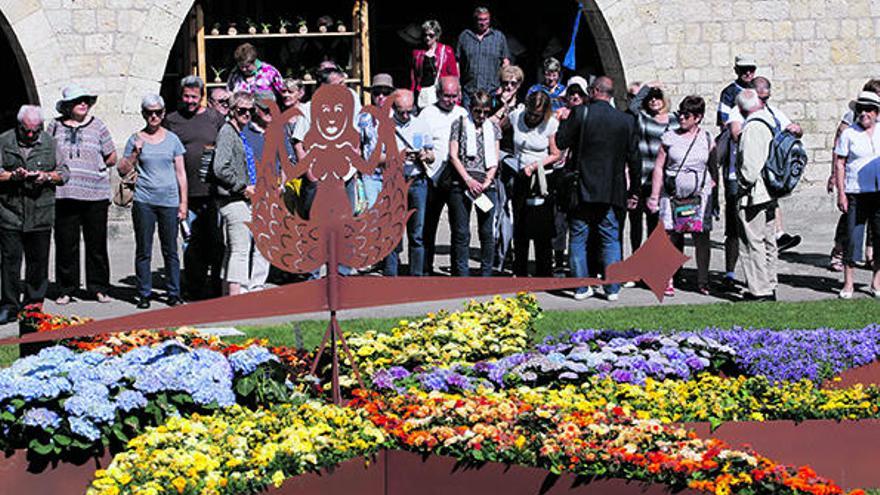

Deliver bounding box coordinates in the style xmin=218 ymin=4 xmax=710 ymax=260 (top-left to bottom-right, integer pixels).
xmin=753 ymin=119 xmax=808 ymax=198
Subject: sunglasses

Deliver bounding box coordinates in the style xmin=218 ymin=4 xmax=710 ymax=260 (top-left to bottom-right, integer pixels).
xmin=234 ymin=106 xmax=254 ymax=116
xmin=501 ymin=80 xmax=519 ymax=88
xmin=71 ymin=97 xmax=92 ymax=106
xmin=471 ymin=108 xmax=491 ymax=116
xmin=143 ymin=109 xmax=164 ymax=117
xmin=18 ymin=125 xmax=42 ymax=135
xmin=856 ymin=104 xmax=878 ymax=114
xmin=372 ymin=88 xmax=393 ymax=97
xmin=212 ymin=98 xmax=230 ymax=108
xmin=424 ymin=32 xmax=436 ymax=39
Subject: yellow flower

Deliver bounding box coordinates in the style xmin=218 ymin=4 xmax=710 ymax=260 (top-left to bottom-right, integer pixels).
xmin=272 ymin=470 xmax=285 ymax=487
xmin=172 ymin=477 xmax=187 ymax=494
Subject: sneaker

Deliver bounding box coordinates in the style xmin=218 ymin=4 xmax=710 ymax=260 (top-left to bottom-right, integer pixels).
xmin=838 ymin=288 xmax=854 ymax=300
xmin=870 ymin=286 xmax=880 ymax=299
xmin=777 ymin=233 xmax=802 ymax=253
xmin=698 ymin=285 xmax=710 ymax=296
xmin=55 ymin=295 xmax=71 ymax=305
xmin=664 ymin=281 xmax=675 ymax=297
xmin=573 ymin=287 xmax=594 ymax=300
xmin=606 ymin=293 xmax=619 ymax=302
xmin=96 ymin=292 xmax=111 ymax=304
xmin=622 ymin=281 xmax=636 ymax=288
xmin=136 ymin=296 xmax=151 ymax=309
xmin=167 ymin=296 xmax=186 ymax=307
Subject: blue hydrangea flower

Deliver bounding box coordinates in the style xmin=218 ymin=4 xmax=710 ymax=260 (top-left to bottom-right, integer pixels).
xmin=22 ymin=408 xmax=62 ymax=430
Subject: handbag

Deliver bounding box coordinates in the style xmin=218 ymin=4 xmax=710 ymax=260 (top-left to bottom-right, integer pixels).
xmin=112 ymin=133 xmax=140 ymax=208
xmin=113 ymin=167 xmax=137 ymax=208
xmin=667 ymin=131 xmax=711 ymax=233
xmin=556 ymin=105 xmax=589 ymax=212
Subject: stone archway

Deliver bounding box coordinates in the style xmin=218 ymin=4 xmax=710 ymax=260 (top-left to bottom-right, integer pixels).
xmin=0 ymin=1 xmax=61 ymax=128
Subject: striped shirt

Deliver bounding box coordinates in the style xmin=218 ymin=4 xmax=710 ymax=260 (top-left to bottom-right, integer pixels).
xmin=628 ymin=85 xmax=679 ymax=186
xmin=716 ymin=81 xmax=747 ymax=127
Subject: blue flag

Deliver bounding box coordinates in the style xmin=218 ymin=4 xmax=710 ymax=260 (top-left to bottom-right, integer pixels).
xmin=563 ymin=8 xmax=582 ymax=70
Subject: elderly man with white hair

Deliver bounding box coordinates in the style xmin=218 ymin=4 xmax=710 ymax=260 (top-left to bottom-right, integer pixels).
xmin=734 ymin=89 xmax=778 ymax=302
xmin=0 ymin=105 xmax=69 ymax=328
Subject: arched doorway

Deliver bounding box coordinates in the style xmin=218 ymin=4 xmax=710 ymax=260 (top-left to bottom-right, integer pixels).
xmin=369 ymin=0 xmax=626 ymax=100
xmin=0 ymin=10 xmax=39 ymax=130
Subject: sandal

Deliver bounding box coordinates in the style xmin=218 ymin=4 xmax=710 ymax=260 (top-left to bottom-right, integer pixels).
xmin=96 ymin=292 xmax=111 ymax=303
xmin=698 ymin=285 xmax=710 ymax=296
xmin=664 ymin=281 xmax=675 ymax=297
xmin=55 ymin=295 xmax=71 ymax=305
xmin=829 ymin=247 xmax=844 ymax=272
xmin=839 ymin=288 xmax=854 ymax=300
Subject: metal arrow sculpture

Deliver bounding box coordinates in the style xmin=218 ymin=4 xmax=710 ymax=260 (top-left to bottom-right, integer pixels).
xmin=0 ymin=86 xmax=688 ymax=404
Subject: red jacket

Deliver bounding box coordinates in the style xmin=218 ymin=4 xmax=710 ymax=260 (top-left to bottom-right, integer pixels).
xmin=410 ymin=43 xmax=459 ymax=93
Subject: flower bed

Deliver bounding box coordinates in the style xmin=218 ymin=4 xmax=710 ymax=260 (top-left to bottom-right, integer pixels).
xmin=87 ymin=401 xmax=386 ymax=495
xmin=2 ymin=295 xmax=879 ymax=494
xmin=0 ymin=342 xmax=288 ymax=459
xmin=340 ymin=294 xmax=540 ymax=379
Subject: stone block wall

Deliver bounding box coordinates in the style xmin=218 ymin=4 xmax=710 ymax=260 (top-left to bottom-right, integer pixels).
xmin=1 ymin=0 xmax=878 ymax=182
xmin=594 ymin=0 xmax=880 ymax=181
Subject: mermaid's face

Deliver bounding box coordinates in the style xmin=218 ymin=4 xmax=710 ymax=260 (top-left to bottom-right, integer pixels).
xmin=317 ymin=102 xmax=347 ymax=141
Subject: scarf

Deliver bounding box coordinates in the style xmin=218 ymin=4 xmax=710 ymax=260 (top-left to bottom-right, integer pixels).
xmin=463 ymin=116 xmax=498 ymax=169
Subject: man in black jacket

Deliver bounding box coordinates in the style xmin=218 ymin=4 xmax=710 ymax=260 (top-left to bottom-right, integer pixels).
xmin=0 ymin=105 xmax=69 ymax=326
xmin=556 ymin=77 xmax=640 ymax=301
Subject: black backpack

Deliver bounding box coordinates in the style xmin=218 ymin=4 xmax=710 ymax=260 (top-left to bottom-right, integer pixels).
xmin=753 ymin=120 xmax=808 ymax=198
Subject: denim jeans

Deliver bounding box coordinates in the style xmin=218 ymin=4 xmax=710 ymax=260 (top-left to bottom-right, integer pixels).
xmin=569 ymin=203 xmax=624 ymax=295
xmin=424 ymin=178 xmax=451 ymax=275
xmin=383 ymin=175 xmax=429 ymax=276
xmin=132 ymin=201 xmax=180 ymax=298
xmin=449 ymin=186 xmax=497 ymax=277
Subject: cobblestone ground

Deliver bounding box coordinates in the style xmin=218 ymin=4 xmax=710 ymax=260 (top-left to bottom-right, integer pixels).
xmin=0 ymin=183 xmax=859 ymax=339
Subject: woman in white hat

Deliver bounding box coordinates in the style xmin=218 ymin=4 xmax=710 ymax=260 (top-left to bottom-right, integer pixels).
xmin=48 ymin=85 xmax=117 ymax=305
xmin=833 ymin=90 xmax=880 ymax=299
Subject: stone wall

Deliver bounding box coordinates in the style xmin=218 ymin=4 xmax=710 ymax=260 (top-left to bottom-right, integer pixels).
xmin=2 ymin=0 xmax=879 ymax=181
xmin=591 ymin=0 xmax=880 ymax=180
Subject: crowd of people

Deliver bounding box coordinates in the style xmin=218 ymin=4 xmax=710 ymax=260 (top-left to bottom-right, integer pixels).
xmin=0 ymin=6 xmax=877 ymax=322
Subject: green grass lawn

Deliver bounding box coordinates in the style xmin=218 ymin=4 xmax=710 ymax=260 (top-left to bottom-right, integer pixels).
xmin=1 ymin=297 xmax=879 ymax=367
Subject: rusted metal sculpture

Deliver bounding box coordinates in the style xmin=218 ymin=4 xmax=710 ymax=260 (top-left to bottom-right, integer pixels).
xmin=0 ymin=86 xmax=689 ymax=404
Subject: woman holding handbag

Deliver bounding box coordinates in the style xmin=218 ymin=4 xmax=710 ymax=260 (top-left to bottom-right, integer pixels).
xmin=410 ymin=19 xmax=458 ymax=110
xmin=647 ymin=95 xmax=717 ymax=296
xmin=118 ymin=94 xmax=187 ymax=309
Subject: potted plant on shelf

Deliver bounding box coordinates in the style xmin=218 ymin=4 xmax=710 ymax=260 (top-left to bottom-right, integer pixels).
xmin=296 ymin=16 xmax=308 ymax=34
xmin=210 ymin=66 xmax=226 ymax=84
xmin=227 ymin=22 xmax=237 ymax=35
xmin=317 ymin=15 xmax=332 ymax=33
xmin=278 ymin=18 xmax=290 ymax=34
xmin=336 ymin=20 xmax=346 ymax=32
xmin=210 ymin=22 xmax=221 ymax=35
xmin=245 ymin=18 xmax=258 ymax=35
xmin=261 ymin=22 xmax=272 ymax=34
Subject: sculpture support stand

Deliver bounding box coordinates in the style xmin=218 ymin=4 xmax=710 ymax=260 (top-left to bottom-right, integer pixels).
xmin=308 ymin=231 xmax=366 ymax=405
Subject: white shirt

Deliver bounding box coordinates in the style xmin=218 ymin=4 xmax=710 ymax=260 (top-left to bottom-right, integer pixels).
xmin=418 ymin=103 xmax=469 ymax=180
xmin=835 ymin=123 xmax=880 ymax=194
xmin=509 ymin=107 xmax=559 ymax=172
xmin=728 ymin=103 xmax=792 ymax=129
xmin=393 ymin=115 xmax=432 ymax=177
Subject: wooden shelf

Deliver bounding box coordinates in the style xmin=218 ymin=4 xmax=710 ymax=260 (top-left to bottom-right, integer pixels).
xmin=206 ymin=78 xmax=362 ymax=88
xmin=205 ymin=31 xmax=358 ymax=40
